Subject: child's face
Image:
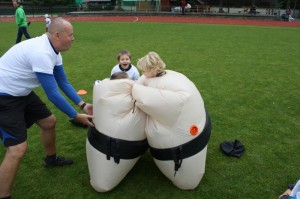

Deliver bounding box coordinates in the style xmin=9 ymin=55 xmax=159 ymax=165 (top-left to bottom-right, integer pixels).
xmin=119 ymin=54 xmax=131 ymax=69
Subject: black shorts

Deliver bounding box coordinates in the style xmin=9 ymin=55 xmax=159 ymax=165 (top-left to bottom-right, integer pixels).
xmin=0 ymin=92 xmax=52 ymax=147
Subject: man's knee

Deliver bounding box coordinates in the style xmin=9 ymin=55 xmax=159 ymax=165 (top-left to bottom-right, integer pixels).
xmin=38 ymin=115 xmax=57 ymax=130
xmin=7 ymin=142 xmax=27 ymax=161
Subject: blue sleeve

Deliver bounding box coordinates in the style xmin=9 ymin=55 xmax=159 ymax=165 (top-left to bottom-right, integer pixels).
xmin=53 ymin=65 xmax=82 ymax=105
xmin=36 ymin=72 xmax=77 ymax=118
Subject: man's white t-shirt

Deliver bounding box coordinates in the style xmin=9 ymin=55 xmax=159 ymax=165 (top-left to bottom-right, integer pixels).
xmin=0 ymin=34 xmax=62 ymax=96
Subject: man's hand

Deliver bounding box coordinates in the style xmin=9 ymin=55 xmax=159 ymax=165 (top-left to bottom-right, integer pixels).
xmin=74 ymin=113 xmax=94 ymax=127
xmin=83 ymin=103 xmax=93 ymax=115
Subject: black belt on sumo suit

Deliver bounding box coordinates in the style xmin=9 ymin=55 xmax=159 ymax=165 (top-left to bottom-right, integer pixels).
xmin=87 ymin=127 xmax=148 ymax=164
xmin=149 ymin=110 xmax=211 ymax=176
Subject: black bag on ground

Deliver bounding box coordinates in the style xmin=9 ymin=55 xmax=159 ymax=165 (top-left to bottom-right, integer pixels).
xmin=220 ymin=139 xmax=245 ymax=158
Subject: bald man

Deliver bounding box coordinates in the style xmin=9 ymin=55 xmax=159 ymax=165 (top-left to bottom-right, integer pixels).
xmin=0 ymin=17 xmax=93 ymax=199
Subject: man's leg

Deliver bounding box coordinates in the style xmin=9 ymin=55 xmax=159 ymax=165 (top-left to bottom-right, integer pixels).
xmin=36 ymin=115 xmax=56 ymax=156
xmin=20 ymin=27 xmax=31 ymax=40
xmin=36 ymin=115 xmax=73 ymax=167
xmin=16 ymin=28 xmax=23 ymax=44
xmin=0 ymin=142 xmax=27 ymax=198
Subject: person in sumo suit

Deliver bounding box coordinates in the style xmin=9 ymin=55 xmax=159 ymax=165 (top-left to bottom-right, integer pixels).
xmin=86 ymin=71 xmax=148 ymax=192
xmin=132 ymin=52 xmax=211 ymax=190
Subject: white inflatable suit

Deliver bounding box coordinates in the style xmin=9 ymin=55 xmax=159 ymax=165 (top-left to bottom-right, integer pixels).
xmin=86 ymin=79 xmax=147 ymax=192
xmin=132 ymin=70 xmax=211 ymax=190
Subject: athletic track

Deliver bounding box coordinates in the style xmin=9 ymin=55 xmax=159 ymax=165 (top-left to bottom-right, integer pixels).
xmin=1 ymin=15 xmax=300 ymax=27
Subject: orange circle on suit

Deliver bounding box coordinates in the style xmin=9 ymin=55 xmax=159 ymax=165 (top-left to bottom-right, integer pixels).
xmin=190 ymin=125 xmax=198 ymax=136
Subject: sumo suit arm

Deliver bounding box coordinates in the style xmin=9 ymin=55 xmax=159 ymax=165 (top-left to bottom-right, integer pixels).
xmin=132 ymin=84 xmax=189 ymax=126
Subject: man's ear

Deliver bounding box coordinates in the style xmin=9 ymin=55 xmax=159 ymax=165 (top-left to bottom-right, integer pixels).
xmin=55 ymin=32 xmax=59 ymax=40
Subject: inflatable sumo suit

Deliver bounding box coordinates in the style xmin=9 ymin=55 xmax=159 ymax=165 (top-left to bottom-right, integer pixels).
xmin=86 ymin=78 xmax=148 ymax=192
xmin=132 ymin=70 xmax=211 ymax=190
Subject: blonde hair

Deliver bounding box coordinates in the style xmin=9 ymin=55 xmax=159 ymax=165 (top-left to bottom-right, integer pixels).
xmin=137 ymin=52 xmax=166 ymax=76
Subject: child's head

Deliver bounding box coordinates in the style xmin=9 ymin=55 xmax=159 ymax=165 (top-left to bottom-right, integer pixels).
xmin=110 ymin=71 xmax=130 ymax=80
xmin=137 ymin=52 xmax=166 ymax=78
xmin=45 ymin=14 xmax=49 ymax=18
xmin=117 ymin=50 xmax=131 ymax=70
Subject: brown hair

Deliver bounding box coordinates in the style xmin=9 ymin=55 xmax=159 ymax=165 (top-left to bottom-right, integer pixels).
xmin=110 ymin=71 xmax=129 ymax=80
xmin=117 ymin=50 xmax=131 ymax=61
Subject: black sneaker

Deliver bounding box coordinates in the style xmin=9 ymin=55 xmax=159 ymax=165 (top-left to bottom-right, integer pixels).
xmin=44 ymin=155 xmax=73 ymax=168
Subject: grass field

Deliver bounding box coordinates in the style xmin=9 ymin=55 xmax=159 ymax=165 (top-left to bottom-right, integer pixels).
xmin=0 ymin=21 xmax=300 ymax=199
